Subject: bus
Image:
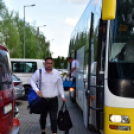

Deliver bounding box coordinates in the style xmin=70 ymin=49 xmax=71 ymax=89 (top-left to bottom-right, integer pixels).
xmin=0 ymin=45 xmax=20 ymax=134
xmin=68 ymin=0 xmax=134 ymax=133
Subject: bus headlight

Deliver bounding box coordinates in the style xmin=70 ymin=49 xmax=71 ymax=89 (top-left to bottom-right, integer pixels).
xmin=110 ymin=115 xmax=129 ymax=123
xmin=122 ymin=116 xmax=129 ymax=123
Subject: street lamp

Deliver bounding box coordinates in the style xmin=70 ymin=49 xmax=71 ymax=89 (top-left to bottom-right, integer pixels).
xmin=38 ymin=25 xmax=46 ymax=59
xmin=24 ymin=4 xmax=36 ymax=59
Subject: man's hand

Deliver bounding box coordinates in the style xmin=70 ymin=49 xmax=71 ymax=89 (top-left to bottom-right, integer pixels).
xmin=37 ymin=90 xmax=43 ymax=98
xmin=62 ymin=98 xmax=66 ymax=102
xmin=67 ymin=68 xmax=75 ymax=77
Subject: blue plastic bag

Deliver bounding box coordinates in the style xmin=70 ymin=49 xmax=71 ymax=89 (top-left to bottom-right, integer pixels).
xmin=63 ymin=80 xmax=73 ymax=88
xmin=71 ymin=82 xmax=75 ymax=88
xmin=63 ymin=79 xmax=75 ymax=91
xmin=27 ymin=88 xmax=41 ymax=114
xmin=27 ymin=88 xmax=39 ymax=105
xmin=27 ymin=69 xmax=42 ymax=114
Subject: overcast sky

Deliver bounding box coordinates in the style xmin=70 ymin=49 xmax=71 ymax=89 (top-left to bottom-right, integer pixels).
xmin=4 ymin=0 xmax=89 ymax=58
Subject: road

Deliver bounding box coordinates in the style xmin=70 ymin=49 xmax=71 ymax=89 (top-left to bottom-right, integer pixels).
xmin=16 ymin=92 xmax=95 ymax=134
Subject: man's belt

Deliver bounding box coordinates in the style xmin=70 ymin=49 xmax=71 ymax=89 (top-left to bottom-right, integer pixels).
xmin=43 ymin=96 xmax=57 ymax=99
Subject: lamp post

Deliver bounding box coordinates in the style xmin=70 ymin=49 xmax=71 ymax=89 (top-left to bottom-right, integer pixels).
xmin=24 ymin=4 xmax=36 ymax=59
xmin=38 ymin=25 xmax=46 ymax=59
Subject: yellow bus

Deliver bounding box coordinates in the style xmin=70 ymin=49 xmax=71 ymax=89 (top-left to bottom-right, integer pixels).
xmin=68 ymin=0 xmax=134 ymax=133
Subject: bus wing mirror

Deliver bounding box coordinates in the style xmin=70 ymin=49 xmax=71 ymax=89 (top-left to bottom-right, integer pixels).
xmin=102 ymin=0 xmax=116 ymax=20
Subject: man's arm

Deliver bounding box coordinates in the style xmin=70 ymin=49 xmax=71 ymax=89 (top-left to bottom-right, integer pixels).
xmin=30 ymin=70 xmax=43 ymax=97
xmin=67 ymin=67 xmax=75 ymax=77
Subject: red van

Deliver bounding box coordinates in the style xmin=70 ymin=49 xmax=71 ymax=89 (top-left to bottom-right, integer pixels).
xmin=0 ymin=45 xmax=20 ymax=134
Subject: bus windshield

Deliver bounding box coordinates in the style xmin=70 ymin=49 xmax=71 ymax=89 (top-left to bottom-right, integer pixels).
xmin=109 ymin=0 xmax=134 ymax=80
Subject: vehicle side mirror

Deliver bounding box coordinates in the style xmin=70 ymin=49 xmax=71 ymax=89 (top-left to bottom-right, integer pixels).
xmin=102 ymin=0 xmax=116 ymax=20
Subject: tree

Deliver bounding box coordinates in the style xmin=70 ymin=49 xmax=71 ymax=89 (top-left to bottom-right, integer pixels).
xmin=38 ymin=33 xmax=50 ymax=59
xmin=0 ymin=0 xmax=51 ymax=59
xmin=0 ymin=10 xmax=21 ymax=58
xmin=53 ymin=56 xmax=68 ymax=69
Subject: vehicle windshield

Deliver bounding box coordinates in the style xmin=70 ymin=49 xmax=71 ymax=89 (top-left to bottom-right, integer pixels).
xmin=0 ymin=50 xmax=12 ymax=90
xmin=109 ymin=0 xmax=134 ymax=80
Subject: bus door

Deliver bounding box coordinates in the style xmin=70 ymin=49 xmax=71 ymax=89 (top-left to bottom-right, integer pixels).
xmin=0 ymin=49 xmax=14 ymax=134
xmin=75 ymin=46 xmax=88 ymax=127
xmin=88 ymin=11 xmax=105 ymax=132
xmin=87 ymin=12 xmax=97 ymax=130
xmin=76 ymin=46 xmax=85 ymax=109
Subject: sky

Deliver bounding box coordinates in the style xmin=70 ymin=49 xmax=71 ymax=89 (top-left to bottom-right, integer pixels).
xmin=4 ymin=0 xmax=89 ymax=58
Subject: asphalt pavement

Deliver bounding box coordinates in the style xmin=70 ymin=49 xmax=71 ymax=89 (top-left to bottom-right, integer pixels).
xmin=16 ymin=91 xmax=95 ymax=134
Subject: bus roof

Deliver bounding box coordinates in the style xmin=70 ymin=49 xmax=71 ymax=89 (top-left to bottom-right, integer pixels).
xmin=0 ymin=45 xmax=8 ymax=52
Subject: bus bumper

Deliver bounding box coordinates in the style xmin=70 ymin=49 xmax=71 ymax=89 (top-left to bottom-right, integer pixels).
xmin=104 ymin=106 xmax=134 ymax=134
xmin=9 ymin=118 xmax=20 ymax=134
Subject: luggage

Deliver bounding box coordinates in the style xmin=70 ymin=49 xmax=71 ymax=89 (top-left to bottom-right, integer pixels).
xmin=27 ymin=69 xmax=42 ymax=114
xmin=63 ymin=77 xmax=75 ymax=91
xmin=57 ymin=102 xmax=73 ymax=131
xmin=63 ymin=80 xmax=73 ymax=91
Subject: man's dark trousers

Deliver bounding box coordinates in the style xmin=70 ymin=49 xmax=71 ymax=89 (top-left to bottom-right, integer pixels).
xmin=40 ymin=97 xmax=58 ymax=133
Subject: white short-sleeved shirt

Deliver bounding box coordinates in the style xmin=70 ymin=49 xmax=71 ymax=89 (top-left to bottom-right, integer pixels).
xmin=71 ymin=60 xmax=79 ymax=77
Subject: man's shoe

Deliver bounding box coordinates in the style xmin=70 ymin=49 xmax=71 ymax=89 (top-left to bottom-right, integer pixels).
xmin=41 ymin=132 xmax=45 ymax=134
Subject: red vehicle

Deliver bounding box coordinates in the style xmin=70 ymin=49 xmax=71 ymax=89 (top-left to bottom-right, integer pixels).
xmin=0 ymin=45 xmax=20 ymax=134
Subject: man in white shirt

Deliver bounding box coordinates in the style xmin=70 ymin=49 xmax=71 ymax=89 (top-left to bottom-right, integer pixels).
xmin=30 ymin=57 xmax=66 ymax=134
xmin=67 ymin=57 xmax=79 ymax=83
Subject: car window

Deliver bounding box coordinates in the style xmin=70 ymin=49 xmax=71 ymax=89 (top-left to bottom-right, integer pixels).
xmin=0 ymin=50 xmax=12 ymax=90
xmin=12 ymin=62 xmax=37 ymax=73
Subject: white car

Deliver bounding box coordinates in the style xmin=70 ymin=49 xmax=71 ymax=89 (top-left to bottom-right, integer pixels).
xmin=11 ymin=58 xmax=44 ymax=95
xmin=58 ymin=69 xmax=68 ymax=75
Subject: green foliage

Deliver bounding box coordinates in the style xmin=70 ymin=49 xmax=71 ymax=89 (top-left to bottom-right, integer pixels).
xmin=53 ymin=56 xmax=68 ymax=69
xmin=0 ymin=10 xmax=21 ymax=58
xmin=61 ymin=72 xmax=67 ymax=77
xmin=39 ymin=34 xmax=50 ymax=59
xmin=0 ymin=0 xmax=51 ymax=59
